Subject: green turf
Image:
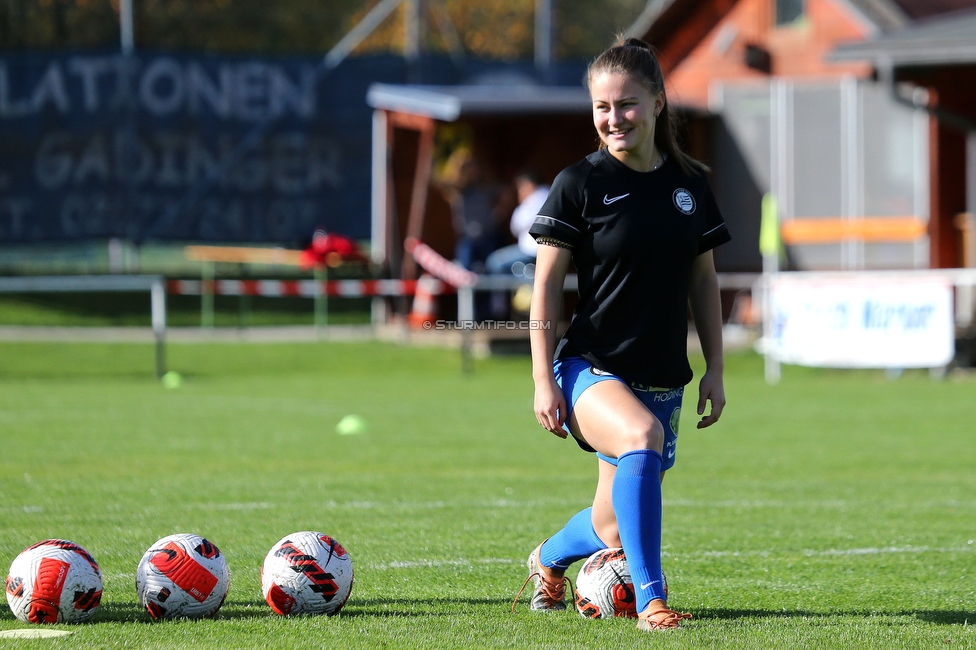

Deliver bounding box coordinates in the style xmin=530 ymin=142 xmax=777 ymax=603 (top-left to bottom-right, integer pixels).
xmin=0 ymin=293 xmax=371 ymax=327
xmin=0 ymin=342 xmax=973 ymax=648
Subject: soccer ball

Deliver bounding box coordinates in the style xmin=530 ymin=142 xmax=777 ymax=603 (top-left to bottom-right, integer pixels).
xmin=574 ymin=548 xmax=667 ymax=619
xmin=5 ymin=539 xmax=103 ymax=624
xmin=261 ymin=531 xmax=353 ymax=616
xmin=136 ymin=533 xmax=229 ymax=619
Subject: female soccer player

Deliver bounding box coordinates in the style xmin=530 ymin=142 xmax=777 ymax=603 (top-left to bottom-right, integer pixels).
xmin=524 ymin=38 xmax=730 ymax=631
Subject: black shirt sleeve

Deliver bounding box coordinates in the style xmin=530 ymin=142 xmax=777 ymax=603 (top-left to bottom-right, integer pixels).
xmin=698 ymin=182 xmax=732 ymax=254
xmin=529 ymin=162 xmax=588 ymax=250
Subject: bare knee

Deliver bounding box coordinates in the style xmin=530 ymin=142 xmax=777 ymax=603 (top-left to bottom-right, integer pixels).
xmin=616 ymin=417 xmax=665 ymax=454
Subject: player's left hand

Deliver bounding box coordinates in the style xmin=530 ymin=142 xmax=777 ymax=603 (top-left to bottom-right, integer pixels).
xmin=696 ymin=369 xmax=726 ymax=428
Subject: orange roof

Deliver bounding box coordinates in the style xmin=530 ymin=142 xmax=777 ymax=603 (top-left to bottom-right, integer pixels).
xmin=641 ymin=0 xmax=878 ymax=109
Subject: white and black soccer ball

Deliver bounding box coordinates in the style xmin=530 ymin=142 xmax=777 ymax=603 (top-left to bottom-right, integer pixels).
xmin=5 ymin=539 xmax=103 ymax=624
xmin=136 ymin=533 xmax=229 ymax=619
xmin=574 ymin=548 xmax=667 ymax=619
xmin=261 ymin=531 xmax=353 ymax=616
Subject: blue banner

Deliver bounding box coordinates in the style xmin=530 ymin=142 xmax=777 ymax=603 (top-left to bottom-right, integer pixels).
xmin=0 ymin=51 xmax=411 ymax=244
xmin=0 ymin=51 xmax=587 ymax=245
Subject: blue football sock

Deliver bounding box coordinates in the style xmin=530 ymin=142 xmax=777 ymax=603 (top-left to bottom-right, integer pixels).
xmin=612 ymin=449 xmax=666 ymax=610
xmin=538 ymin=507 xmax=607 ymax=571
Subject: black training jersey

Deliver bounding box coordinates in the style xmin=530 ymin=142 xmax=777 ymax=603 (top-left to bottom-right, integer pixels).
xmin=529 ymin=148 xmax=731 ymax=387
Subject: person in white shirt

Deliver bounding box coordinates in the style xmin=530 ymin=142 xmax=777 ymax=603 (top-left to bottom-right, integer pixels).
xmin=485 ymin=171 xmax=549 ymax=277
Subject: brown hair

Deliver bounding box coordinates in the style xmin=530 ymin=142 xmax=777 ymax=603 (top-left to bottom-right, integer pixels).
xmin=586 ymin=37 xmax=707 ymax=176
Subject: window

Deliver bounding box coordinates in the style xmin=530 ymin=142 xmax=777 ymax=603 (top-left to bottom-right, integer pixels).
xmin=775 ymin=0 xmax=804 ymax=26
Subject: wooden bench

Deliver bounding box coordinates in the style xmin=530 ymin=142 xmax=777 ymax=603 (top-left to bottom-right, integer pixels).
xmin=184 ymin=245 xmax=307 ymax=329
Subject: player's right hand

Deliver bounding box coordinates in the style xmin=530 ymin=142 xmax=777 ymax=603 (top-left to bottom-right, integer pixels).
xmin=534 ymin=378 xmax=567 ymax=438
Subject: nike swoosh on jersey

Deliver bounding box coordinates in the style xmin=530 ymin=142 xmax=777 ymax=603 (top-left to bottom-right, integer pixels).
xmin=603 ymin=193 xmax=630 ymax=205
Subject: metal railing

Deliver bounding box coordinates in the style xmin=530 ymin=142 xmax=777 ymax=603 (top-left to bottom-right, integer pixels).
xmin=0 ymin=275 xmax=167 ymax=378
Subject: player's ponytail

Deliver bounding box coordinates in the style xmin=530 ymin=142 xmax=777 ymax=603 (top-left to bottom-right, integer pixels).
xmin=587 ymin=37 xmax=707 ymax=176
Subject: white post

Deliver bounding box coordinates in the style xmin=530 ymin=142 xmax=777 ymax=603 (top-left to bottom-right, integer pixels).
xmin=371 ymin=109 xmax=389 ymax=268
xmin=120 ymin=0 xmax=134 ymax=56
xmin=324 ymin=0 xmax=404 ymax=70
xmin=370 ymin=109 xmax=389 ymax=328
xmin=956 ymin=209 xmax=975 ymax=328
xmin=962 ymin=133 xmax=976 ymax=327
xmin=766 ymin=81 xmax=789 ymax=385
xmin=535 ymin=0 xmax=552 ymax=75
xmin=405 ymin=0 xmax=422 ymax=66
xmin=840 ymin=75 xmax=860 ymax=270
xmin=968 ymin=132 xmax=976 ymax=217
xmin=759 ymin=193 xmax=781 ymax=385
xmin=458 ymin=286 xmax=475 ymax=374
xmin=151 ymin=278 xmax=167 ymax=378
xmin=761 ymin=264 xmax=781 ymax=385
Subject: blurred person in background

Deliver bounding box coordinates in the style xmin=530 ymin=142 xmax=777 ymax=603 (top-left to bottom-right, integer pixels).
xmin=486 ymin=170 xmax=549 ymax=278
xmin=437 ymin=148 xmax=506 ymax=274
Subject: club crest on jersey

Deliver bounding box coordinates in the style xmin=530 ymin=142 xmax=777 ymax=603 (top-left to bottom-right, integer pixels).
xmin=672 ymin=188 xmax=696 ymax=215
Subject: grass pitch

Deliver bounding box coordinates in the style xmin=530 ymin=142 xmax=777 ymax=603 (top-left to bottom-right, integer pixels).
xmin=0 ymin=341 xmax=973 ymax=649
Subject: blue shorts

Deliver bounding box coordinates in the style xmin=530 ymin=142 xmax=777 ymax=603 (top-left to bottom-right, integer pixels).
xmin=553 ymin=357 xmax=684 ymax=471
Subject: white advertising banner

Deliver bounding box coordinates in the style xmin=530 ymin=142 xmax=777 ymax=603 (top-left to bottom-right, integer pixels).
xmin=768 ymin=276 xmax=955 ymax=368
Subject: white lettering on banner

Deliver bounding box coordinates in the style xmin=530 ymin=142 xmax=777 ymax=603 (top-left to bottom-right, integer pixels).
xmin=31 ymin=64 xmax=71 ymax=113
xmin=67 ymin=57 xmax=118 ymax=113
xmin=0 ymin=63 xmax=31 ymax=117
xmin=60 ymin=193 xmax=92 ymax=237
xmin=0 ymin=198 xmax=32 ymax=236
xmin=0 ymin=56 xmax=318 ymax=121
xmin=140 ymin=58 xmax=185 ymax=116
xmin=41 ymin=191 xmax=317 ymax=239
xmin=155 ymin=133 xmax=185 ymax=187
xmin=237 ymin=62 xmax=266 ymax=121
xmin=228 ymin=61 xmax=317 ymax=121
xmin=0 ymin=61 xmax=72 ymax=115
xmin=187 ymin=62 xmax=232 ymax=118
xmin=32 ymin=130 xmax=342 ymax=192
xmin=73 ymin=133 xmax=112 ymax=185
xmin=769 ymin=277 xmax=954 ymax=368
xmin=35 ymin=133 xmax=73 ymax=189
xmin=269 ymin=66 xmax=316 ymax=119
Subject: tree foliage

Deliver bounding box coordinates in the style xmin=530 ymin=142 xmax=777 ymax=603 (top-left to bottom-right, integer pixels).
xmin=1 ymin=0 xmax=646 ymax=59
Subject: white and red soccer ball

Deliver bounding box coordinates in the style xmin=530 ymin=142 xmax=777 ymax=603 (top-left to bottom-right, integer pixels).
xmin=136 ymin=533 xmax=230 ymax=619
xmin=574 ymin=548 xmax=667 ymax=619
xmin=5 ymin=539 xmax=103 ymax=624
xmin=261 ymin=531 xmax=353 ymax=616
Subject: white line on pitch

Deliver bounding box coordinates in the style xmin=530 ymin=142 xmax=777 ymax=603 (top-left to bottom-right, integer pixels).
xmin=8 ymin=497 xmax=973 ymax=516
xmin=369 ymin=558 xmax=517 ymax=570
xmin=664 ymin=499 xmax=976 ymax=509
xmin=674 ymin=544 xmax=974 ymax=559
xmin=369 ymin=544 xmax=974 ymax=571
xmin=183 ymin=499 xmax=589 ymax=512
xmin=191 ymin=502 xmax=275 ymax=510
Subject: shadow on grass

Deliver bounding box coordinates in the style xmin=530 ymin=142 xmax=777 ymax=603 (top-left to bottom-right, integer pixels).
xmin=95 ymin=600 xmax=278 ymax=623
xmin=341 ymin=596 xmax=514 ymax=618
xmin=93 ymin=597 xmax=513 ymax=622
xmin=340 ymin=604 xmax=976 ymax=625
xmin=693 ymin=608 xmax=975 ymax=626
xmin=9 ymin=602 xmax=969 ymax=627
xmin=913 ymin=611 xmax=974 ymax=625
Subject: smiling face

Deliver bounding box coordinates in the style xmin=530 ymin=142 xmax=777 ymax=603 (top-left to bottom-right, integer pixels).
xmin=589 ymin=71 xmax=665 ymax=170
